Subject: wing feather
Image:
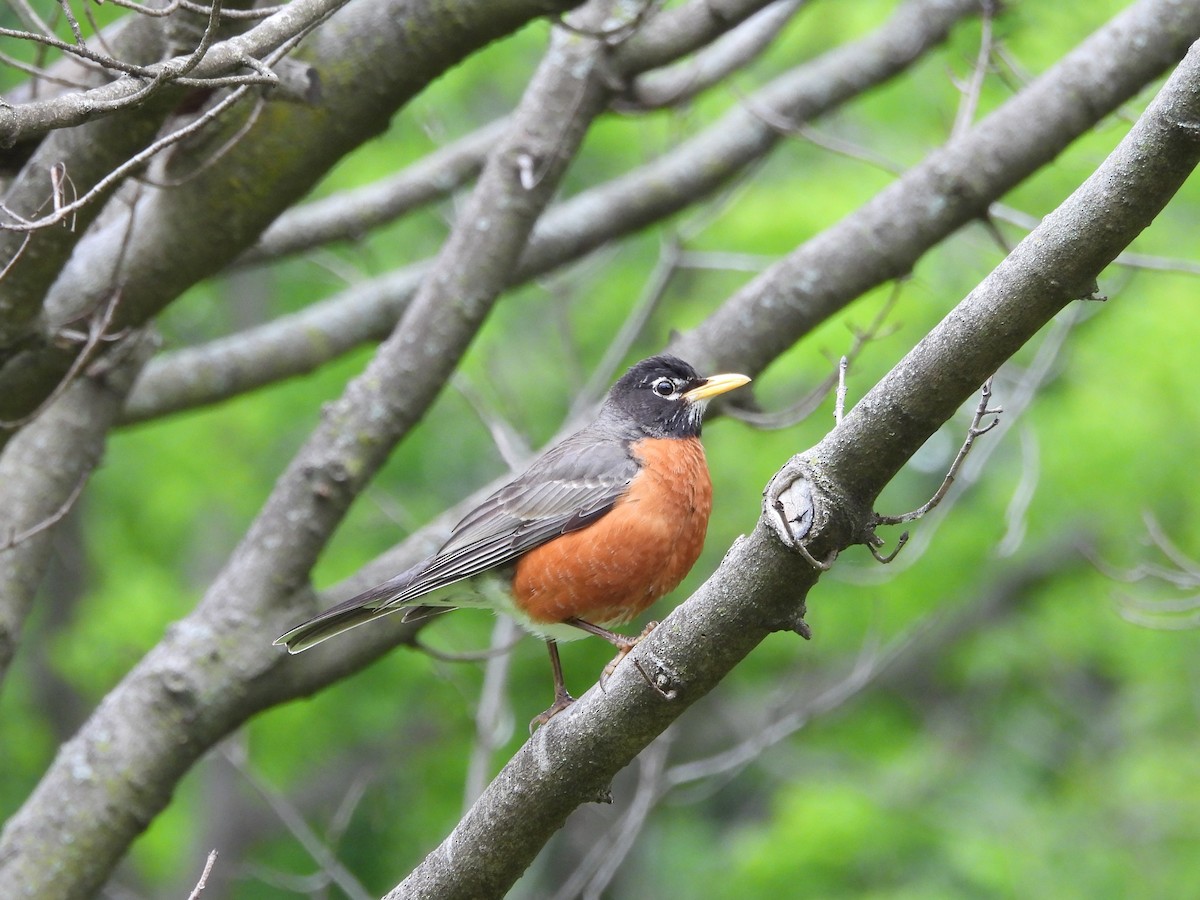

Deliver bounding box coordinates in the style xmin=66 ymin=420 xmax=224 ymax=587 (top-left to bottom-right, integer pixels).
xmin=276 ymin=425 xmax=638 ymax=652
xmin=378 ymin=427 xmax=637 ymax=606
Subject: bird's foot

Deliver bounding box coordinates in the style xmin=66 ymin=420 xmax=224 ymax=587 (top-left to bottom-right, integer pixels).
xmin=529 ymin=687 xmax=576 ymax=733
xmin=599 ymin=620 xmax=658 ymax=690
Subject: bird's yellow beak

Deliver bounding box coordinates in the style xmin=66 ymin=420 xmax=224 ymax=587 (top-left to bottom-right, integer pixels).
xmin=683 ymin=372 xmax=751 ymax=403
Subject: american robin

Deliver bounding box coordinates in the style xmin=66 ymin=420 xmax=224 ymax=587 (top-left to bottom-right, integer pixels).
xmin=275 ymin=354 xmax=749 ymax=726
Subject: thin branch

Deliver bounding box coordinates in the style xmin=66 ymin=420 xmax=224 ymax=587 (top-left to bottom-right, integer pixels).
xmin=662 ymin=633 xmax=895 ymax=792
xmin=0 ymin=0 xmax=223 ymax=85
xmin=55 ymin=0 xmax=87 ymax=48
xmin=1 ymin=84 xmax=254 ymax=234
xmin=834 ymin=355 xmax=848 ymax=425
xmin=186 ymin=850 xmax=219 ymax=900
xmin=451 ymin=374 xmax=532 ymax=471
xmin=0 ymin=283 xmax=125 ymax=431
xmin=242 ymin=120 xmax=509 ymax=263
xmin=951 ymin=0 xmax=997 ymax=138
xmin=873 ymin=378 xmax=1003 ymax=528
xmin=0 ymin=468 xmax=89 ymax=552
xmin=996 ymin=423 xmax=1040 ymax=557
xmin=728 ymin=283 xmax=901 ymax=431
xmin=221 ymin=745 xmax=372 ymax=900
xmin=415 ymin=632 xmax=525 ymax=664
xmin=618 ymin=0 xmax=808 ymax=110
xmin=1086 ymin=512 xmax=1200 ymax=629
xmin=0 ymin=0 xmax=349 ymax=146
xmin=840 ymin=302 xmax=1086 ymax=583
xmin=571 ymin=232 xmax=684 ymax=416
xmin=1142 ymin=512 xmax=1200 ymax=578
xmin=549 ymin=733 xmax=675 ymax=900
xmin=463 ymin=617 xmax=520 ymax=807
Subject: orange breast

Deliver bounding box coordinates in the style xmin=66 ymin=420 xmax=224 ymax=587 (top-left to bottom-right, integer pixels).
xmin=511 ymin=436 xmax=712 ymax=626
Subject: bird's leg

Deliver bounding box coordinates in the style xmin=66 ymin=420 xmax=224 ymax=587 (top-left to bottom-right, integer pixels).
xmin=530 ymin=640 xmax=576 ymax=732
xmin=565 ymin=617 xmax=659 ymax=690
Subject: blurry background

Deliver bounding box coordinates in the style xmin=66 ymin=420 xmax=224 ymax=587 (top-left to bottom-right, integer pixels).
xmin=1 ymin=0 xmax=1198 ymax=896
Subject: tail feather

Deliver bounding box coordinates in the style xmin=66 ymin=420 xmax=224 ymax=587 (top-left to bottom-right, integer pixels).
xmin=275 ymin=602 xmax=397 ymax=653
xmin=275 ymin=564 xmax=469 ymax=652
xmin=275 ymin=559 xmax=512 ymax=652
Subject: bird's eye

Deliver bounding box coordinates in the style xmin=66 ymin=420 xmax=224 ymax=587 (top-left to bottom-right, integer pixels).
xmin=652 ymin=377 xmax=676 ymax=397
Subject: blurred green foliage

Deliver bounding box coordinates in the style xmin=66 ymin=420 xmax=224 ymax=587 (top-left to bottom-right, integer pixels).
xmin=3 ymin=0 xmax=1199 ymax=897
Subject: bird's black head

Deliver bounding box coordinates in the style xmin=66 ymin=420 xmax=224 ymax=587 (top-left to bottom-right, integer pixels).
xmin=603 ymin=354 xmax=750 ymax=439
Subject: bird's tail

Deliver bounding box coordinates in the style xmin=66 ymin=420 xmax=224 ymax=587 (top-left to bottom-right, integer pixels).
xmin=274 ymin=598 xmax=398 ymax=653
xmin=275 ymin=568 xmax=433 ymax=653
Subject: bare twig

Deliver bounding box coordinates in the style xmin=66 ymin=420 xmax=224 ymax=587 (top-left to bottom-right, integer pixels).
xmin=452 ymin=373 xmax=532 ymax=471
xmin=414 ymin=633 xmax=525 ymax=664
xmin=874 ymin=379 xmax=1002 ymax=528
xmin=951 ymin=0 xmax=997 ymax=138
xmin=729 ymin=283 xmax=901 ymax=431
xmin=0 ymin=285 xmax=125 ymax=431
xmin=1086 ymin=513 xmax=1200 ymax=630
xmin=0 ymin=468 xmax=89 ymax=552
xmin=549 ymin=733 xmax=675 ymax=900
xmin=864 ymin=379 xmax=1002 ymax=563
xmin=1 ymin=84 xmax=253 ymax=234
xmin=0 ymin=0 xmax=348 ymax=146
xmin=221 ymin=745 xmax=373 ymax=900
xmin=834 ymin=355 xmax=848 ymax=425
xmin=464 ymin=617 xmax=520 ymax=807
xmin=186 ymin=850 xmax=219 ymax=900
xmin=996 ymin=423 xmax=1040 ymax=557
xmin=664 ymin=632 xmax=895 ymax=792
xmin=147 ymin=91 xmax=267 ymax=188
xmin=571 ymin=233 xmax=685 ymax=415
xmin=0 ymin=0 xmax=224 ymax=84
xmin=1142 ymin=513 xmax=1200 ymax=578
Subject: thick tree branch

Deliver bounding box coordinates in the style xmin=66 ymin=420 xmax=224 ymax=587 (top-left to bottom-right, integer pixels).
xmin=0 ymin=0 xmax=583 ymax=438
xmin=0 ymin=338 xmax=152 ymax=687
xmin=393 ymin=37 xmax=1200 ymax=898
xmin=241 ymin=0 xmax=797 ymax=265
xmin=671 ymin=0 xmax=1200 ymax=375
xmin=120 ymin=0 xmax=977 ymax=423
xmin=0 ymin=2 xmax=596 ymax=895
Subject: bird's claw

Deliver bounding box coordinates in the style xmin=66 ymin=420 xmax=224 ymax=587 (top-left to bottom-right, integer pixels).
xmin=599 ymin=621 xmax=659 ymax=691
xmin=529 ymin=688 xmax=576 ymax=733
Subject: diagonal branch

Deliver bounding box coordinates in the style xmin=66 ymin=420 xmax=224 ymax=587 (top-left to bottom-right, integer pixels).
xmin=0 ymin=0 xmax=596 ymax=895
xmin=0 ymin=335 xmax=152 ymax=688
xmin=671 ymin=0 xmax=1200 ymax=375
xmin=0 ymin=0 xmax=348 ymax=146
xmin=392 ymin=36 xmax=1200 ymax=898
xmin=121 ymin=0 xmax=979 ymax=424
xmin=0 ymin=0 xmax=585 ymax=442
xmin=241 ymin=0 xmax=799 ymax=265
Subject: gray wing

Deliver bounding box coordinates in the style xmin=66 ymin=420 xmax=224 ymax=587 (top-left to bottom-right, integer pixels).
xmin=275 ymin=427 xmax=636 ymax=653
xmin=389 ymin=429 xmax=638 ymax=604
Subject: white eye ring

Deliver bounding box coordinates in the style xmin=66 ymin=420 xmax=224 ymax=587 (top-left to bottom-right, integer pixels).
xmin=652 ymin=377 xmax=676 ymax=397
